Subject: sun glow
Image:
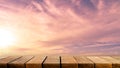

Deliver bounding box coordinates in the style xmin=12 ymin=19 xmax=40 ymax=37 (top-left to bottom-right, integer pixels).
xmin=0 ymin=28 xmax=16 ymax=48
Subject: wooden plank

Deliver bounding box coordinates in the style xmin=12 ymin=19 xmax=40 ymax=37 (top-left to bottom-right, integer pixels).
xmin=0 ymin=56 xmax=21 ymax=68
xmin=100 ymin=56 xmax=120 ymax=68
xmin=26 ymin=56 xmax=46 ymax=68
xmin=100 ymin=56 xmax=120 ymax=63
xmin=87 ymin=56 xmax=112 ymax=68
xmin=8 ymin=56 xmax=34 ymax=68
xmin=74 ymin=56 xmax=94 ymax=68
xmin=112 ymin=56 xmax=120 ymax=68
xmin=61 ymin=56 xmax=78 ymax=68
xmin=43 ymin=56 xmax=60 ymax=68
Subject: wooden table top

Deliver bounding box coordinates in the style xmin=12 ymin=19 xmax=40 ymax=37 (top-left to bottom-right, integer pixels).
xmin=0 ymin=56 xmax=120 ymax=68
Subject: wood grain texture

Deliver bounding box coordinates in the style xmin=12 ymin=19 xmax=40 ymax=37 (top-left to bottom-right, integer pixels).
xmin=0 ymin=56 xmax=21 ymax=68
xmin=43 ymin=56 xmax=60 ymax=68
xmin=74 ymin=56 xmax=94 ymax=68
xmin=87 ymin=56 xmax=112 ymax=68
xmin=100 ymin=56 xmax=120 ymax=68
xmin=8 ymin=56 xmax=34 ymax=68
xmin=61 ymin=56 xmax=78 ymax=68
xmin=0 ymin=56 xmax=119 ymax=68
xmin=26 ymin=56 xmax=46 ymax=68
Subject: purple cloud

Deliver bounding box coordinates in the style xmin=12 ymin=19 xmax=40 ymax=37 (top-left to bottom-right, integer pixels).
xmin=0 ymin=0 xmax=120 ymax=55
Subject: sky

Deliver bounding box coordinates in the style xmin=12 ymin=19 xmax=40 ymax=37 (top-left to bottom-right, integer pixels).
xmin=0 ymin=0 xmax=120 ymax=56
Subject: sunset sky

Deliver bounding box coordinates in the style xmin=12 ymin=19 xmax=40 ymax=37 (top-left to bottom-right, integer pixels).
xmin=0 ymin=0 xmax=120 ymax=55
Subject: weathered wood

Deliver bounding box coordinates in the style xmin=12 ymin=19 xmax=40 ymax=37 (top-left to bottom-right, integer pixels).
xmin=100 ymin=56 xmax=120 ymax=68
xmin=61 ymin=56 xmax=78 ymax=68
xmin=26 ymin=56 xmax=46 ymax=68
xmin=74 ymin=56 xmax=94 ymax=68
xmin=0 ymin=56 xmax=21 ymax=68
xmin=112 ymin=56 xmax=120 ymax=68
xmin=43 ymin=56 xmax=60 ymax=68
xmin=0 ymin=56 xmax=119 ymax=68
xmin=87 ymin=56 xmax=112 ymax=68
xmin=8 ymin=56 xmax=34 ymax=68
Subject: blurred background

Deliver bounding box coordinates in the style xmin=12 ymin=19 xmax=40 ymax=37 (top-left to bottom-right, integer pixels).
xmin=0 ymin=0 xmax=120 ymax=56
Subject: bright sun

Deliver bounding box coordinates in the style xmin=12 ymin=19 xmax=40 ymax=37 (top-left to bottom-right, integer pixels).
xmin=0 ymin=28 xmax=16 ymax=48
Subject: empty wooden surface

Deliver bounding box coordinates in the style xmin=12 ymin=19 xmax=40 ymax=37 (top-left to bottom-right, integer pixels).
xmin=100 ymin=56 xmax=120 ymax=68
xmin=74 ymin=56 xmax=94 ymax=68
xmin=0 ymin=56 xmax=21 ymax=68
xmin=112 ymin=56 xmax=120 ymax=68
xmin=26 ymin=56 xmax=46 ymax=68
xmin=8 ymin=56 xmax=34 ymax=68
xmin=61 ymin=56 xmax=78 ymax=68
xmin=87 ymin=56 xmax=112 ymax=68
xmin=43 ymin=56 xmax=60 ymax=68
xmin=0 ymin=56 xmax=120 ymax=68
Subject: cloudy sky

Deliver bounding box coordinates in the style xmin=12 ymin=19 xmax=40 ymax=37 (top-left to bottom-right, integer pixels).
xmin=0 ymin=0 xmax=120 ymax=55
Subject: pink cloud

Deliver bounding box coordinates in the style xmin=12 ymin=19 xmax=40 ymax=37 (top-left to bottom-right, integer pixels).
xmin=15 ymin=48 xmax=32 ymax=51
xmin=0 ymin=0 xmax=120 ymax=55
